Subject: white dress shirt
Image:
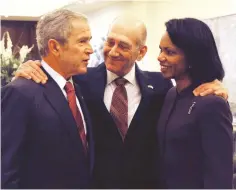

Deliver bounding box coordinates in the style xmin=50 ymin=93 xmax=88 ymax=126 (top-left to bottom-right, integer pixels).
xmin=104 ymin=64 xmax=141 ymax=127
xmin=41 ymin=60 xmax=87 ymax=133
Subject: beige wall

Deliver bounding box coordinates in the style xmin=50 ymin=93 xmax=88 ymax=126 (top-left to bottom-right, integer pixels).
xmin=85 ymin=0 xmax=236 ymax=71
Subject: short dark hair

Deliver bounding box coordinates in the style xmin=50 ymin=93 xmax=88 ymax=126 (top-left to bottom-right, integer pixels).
xmin=165 ymin=18 xmax=224 ymax=85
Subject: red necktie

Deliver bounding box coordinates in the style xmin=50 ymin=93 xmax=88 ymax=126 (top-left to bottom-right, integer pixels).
xmin=64 ymin=81 xmax=87 ymax=153
xmin=110 ymin=77 xmax=128 ymax=141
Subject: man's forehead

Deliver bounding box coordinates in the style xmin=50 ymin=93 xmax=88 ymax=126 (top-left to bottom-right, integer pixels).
xmin=71 ymin=19 xmax=90 ymax=29
xmin=107 ymin=31 xmax=134 ymax=45
xmin=70 ymin=20 xmax=91 ymax=34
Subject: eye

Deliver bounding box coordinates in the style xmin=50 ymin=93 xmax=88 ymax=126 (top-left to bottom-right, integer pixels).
xmin=106 ymin=40 xmax=115 ymax=47
xmin=167 ymin=50 xmax=175 ymax=55
xmin=78 ymin=38 xmax=89 ymax=43
xmin=119 ymin=44 xmax=129 ymax=50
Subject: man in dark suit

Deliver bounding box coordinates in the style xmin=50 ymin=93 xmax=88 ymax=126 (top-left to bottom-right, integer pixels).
xmin=73 ymin=63 xmax=172 ymax=188
xmin=13 ymin=16 xmax=228 ymax=189
xmin=1 ymin=9 xmax=94 ymax=189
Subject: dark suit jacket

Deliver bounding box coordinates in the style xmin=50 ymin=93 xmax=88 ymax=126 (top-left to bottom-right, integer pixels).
xmin=157 ymin=85 xmax=233 ymax=189
xmin=73 ymin=63 xmax=173 ymax=188
xmin=1 ymin=72 xmax=94 ymax=189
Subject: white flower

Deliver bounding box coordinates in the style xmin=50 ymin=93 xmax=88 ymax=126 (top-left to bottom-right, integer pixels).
xmin=19 ymin=44 xmax=34 ymax=62
xmin=13 ymin=63 xmax=18 ymax=69
xmin=1 ymin=32 xmax=13 ymax=64
xmin=1 ymin=31 xmax=34 ymax=86
xmin=0 ymin=40 xmax=5 ymax=55
xmin=0 ymin=31 xmax=34 ymax=64
xmin=2 ymin=32 xmax=13 ymax=61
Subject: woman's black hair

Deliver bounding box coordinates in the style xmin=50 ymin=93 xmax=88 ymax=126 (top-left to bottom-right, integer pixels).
xmin=165 ymin=18 xmax=224 ymax=85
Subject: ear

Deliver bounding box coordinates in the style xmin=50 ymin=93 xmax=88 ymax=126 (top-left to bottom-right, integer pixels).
xmin=48 ymin=39 xmax=61 ymax=56
xmin=137 ymin=45 xmax=148 ymax=61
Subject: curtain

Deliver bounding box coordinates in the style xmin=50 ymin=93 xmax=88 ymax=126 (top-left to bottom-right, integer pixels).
xmin=204 ymin=14 xmax=236 ymax=122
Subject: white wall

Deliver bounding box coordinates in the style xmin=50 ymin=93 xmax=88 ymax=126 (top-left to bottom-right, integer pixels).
xmin=2 ymin=0 xmax=235 ymax=70
xmin=0 ymin=0 xmax=72 ymax=18
xmin=83 ymin=0 xmax=236 ymax=71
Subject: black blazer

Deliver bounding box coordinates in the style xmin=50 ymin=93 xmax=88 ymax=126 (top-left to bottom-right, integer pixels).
xmin=157 ymin=86 xmax=233 ymax=189
xmin=73 ymin=63 xmax=173 ymax=188
xmin=1 ymin=72 xmax=94 ymax=189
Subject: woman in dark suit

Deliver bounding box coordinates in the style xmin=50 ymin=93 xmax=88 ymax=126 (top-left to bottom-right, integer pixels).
xmin=157 ymin=18 xmax=233 ymax=189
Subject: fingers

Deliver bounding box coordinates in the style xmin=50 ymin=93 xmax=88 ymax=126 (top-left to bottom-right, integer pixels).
xmin=15 ymin=60 xmax=47 ymax=84
xmin=199 ymin=88 xmax=214 ymax=96
xmin=214 ymin=89 xmax=228 ymax=100
xmin=15 ymin=64 xmax=32 ymax=79
xmin=193 ymin=80 xmax=221 ymax=96
xmin=193 ymin=83 xmax=209 ymax=96
xmin=29 ymin=70 xmax=42 ymax=83
xmin=193 ymin=86 xmax=228 ymax=100
xmin=28 ymin=61 xmax=48 ymax=81
xmin=29 ymin=68 xmax=45 ymax=84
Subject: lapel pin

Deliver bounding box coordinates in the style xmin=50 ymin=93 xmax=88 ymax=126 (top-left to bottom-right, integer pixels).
xmin=147 ymin=85 xmax=154 ymax=89
xmin=188 ymin=101 xmax=196 ymax=114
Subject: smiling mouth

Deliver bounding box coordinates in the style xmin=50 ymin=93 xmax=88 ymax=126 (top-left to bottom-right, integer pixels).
xmin=161 ymin=65 xmax=169 ymax=69
xmin=107 ymin=56 xmax=122 ymax=61
xmin=160 ymin=65 xmax=171 ymax=72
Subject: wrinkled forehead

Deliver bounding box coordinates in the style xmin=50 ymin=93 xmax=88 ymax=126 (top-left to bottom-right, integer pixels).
xmin=107 ymin=32 xmax=133 ymax=47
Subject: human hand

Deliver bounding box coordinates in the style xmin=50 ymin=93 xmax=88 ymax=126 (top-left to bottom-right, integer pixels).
xmin=14 ymin=60 xmax=48 ymax=84
xmin=193 ymin=79 xmax=228 ymax=100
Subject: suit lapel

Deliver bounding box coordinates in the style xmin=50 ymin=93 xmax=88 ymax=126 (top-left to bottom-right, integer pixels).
xmin=42 ymin=70 xmax=84 ymax=149
xmin=90 ymin=64 xmax=107 ymax=100
xmin=127 ymin=64 xmax=155 ymax=136
xmin=73 ymin=80 xmax=94 ymax=173
xmin=89 ymin=64 xmax=115 ymax=121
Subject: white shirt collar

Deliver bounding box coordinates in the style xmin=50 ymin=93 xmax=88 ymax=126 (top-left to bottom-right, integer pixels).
xmin=41 ymin=60 xmax=72 ymax=90
xmin=106 ymin=63 xmax=137 ymax=86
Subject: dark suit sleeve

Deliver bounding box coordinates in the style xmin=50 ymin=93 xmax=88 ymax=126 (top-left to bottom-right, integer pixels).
xmin=199 ymin=97 xmax=233 ymax=188
xmin=1 ymin=85 xmax=31 ymax=189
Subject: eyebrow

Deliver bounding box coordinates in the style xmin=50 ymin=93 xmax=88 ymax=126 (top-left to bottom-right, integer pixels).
xmin=79 ymin=36 xmax=92 ymax=40
xmin=106 ymin=37 xmax=114 ymax=41
xmin=119 ymin=41 xmax=131 ymax=47
xmin=107 ymin=37 xmax=131 ymax=46
xmin=159 ymin=46 xmax=175 ymax=50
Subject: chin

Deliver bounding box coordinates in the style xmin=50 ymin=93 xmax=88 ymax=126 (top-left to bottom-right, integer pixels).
xmin=105 ymin=63 xmax=115 ymax=72
xmin=73 ymin=67 xmax=87 ymax=75
xmin=79 ymin=67 xmax=87 ymax=74
xmin=161 ymin=72 xmax=172 ymax=79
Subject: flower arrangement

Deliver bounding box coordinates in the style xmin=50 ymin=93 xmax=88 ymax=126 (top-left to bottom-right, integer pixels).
xmin=0 ymin=31 xmax=34 ymax=86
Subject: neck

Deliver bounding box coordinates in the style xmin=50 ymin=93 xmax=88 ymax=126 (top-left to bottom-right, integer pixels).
xmin=175 ymin=75 xmax=192 ymax=93
xmin=43 ymin=56 xmax=70 ymax=80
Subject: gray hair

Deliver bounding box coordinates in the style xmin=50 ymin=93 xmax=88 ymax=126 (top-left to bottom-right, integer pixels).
xmin=36 ymin=9 xmax=88 ymax=57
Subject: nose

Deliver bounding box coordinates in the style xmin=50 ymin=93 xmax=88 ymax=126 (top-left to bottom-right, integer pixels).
xmin=85 ymin=44 xmax=94 ymax=55
xmin=157 ymin=53 xmax=166 ymax=63
xmin=109 ymin=46 xmax=119 ymax=57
